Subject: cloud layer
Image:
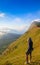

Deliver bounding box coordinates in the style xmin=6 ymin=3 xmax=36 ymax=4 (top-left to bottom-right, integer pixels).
xmin=0 ymin=11 xmax=40 ymax=34
xmin=0 ymin=13 xmax=5 ymax=17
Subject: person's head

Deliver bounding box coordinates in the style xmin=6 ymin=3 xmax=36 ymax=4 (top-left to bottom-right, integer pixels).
xmin=27 ymin=37 xmax=31 ymax=42
xmin=28 ymin=37 xmax=32 ymax=42
xmin=29 ymin=37 xmax=31 ymax=40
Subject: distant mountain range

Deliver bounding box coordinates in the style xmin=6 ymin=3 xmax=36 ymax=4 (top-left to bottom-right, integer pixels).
xmin=0 ymin=32 xmax=21 ymax=54
xmin=0 ymin=27 xmax=25 ymax=35
xmin=0 ymin=28 xmax=20 ymax=35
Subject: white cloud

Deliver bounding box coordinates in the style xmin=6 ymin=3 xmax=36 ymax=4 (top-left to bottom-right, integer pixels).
xmin=32 ymin=19 xmax=40 ymax=22
xmin=0 ymin=13 xmax=5 ymax=17
xmin=0 ymin=23 xmax=28 ymax=34
xmin=0 ymin=11 xmax=40 ymax=34
xmin=13 ymin=18 xmax=22 ymax=22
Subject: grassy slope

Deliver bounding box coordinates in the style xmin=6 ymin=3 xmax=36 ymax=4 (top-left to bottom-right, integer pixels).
xmin=0 ymin=26 xmax=40 ymax=65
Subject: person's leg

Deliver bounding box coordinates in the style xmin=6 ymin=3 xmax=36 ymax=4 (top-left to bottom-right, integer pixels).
xmin=30 ymin=52 xmax=32 ymax=63
xmin=26 ymin=54 xmax=28 ymax=63
xmin=26 ymin=49 xmax=29 ymax=63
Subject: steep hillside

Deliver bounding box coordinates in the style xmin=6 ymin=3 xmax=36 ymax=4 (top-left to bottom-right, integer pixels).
xmin=0 ymin=21 xmax=40 ymax=65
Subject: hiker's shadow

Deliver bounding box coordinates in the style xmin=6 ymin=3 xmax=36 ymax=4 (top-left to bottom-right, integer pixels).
xmin=28 ymin=60 xmax=40 ymax=65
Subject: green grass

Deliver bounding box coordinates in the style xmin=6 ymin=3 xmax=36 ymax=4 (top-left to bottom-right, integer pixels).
xmin=0 ymin=26 xmax=40 ymax=65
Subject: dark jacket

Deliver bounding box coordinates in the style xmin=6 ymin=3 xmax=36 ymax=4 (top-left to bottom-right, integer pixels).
xmin=28 ymin=38 xmax=33 ymax=50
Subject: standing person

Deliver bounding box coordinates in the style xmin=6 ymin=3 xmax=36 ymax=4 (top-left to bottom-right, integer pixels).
xmin=26 ymin=37 xmax=33 ymax=64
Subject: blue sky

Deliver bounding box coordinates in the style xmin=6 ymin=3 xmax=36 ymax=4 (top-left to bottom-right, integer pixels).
xmin=0 ymin=0 xmax=40 ymax=34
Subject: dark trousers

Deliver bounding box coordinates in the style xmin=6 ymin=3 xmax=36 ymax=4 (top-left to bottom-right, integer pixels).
xmin=26 ymin=49 xmax=32 ymax=63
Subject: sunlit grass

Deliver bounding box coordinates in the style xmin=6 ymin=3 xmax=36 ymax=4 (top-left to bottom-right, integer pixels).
xmin=0 ymin=27 xmax=40 ymax=65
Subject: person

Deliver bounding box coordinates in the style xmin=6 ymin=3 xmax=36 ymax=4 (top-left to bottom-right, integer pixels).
xmin=26 ymin=37 xmax=33 ymax=64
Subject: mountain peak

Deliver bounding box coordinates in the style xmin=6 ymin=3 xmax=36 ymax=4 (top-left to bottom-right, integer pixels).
xmin=33 ymin=21 xmax=40 ymax=27
xmin=29 ymin=21 xmax=40 ymax=30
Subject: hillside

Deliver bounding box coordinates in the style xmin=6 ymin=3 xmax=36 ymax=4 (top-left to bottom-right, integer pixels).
xmin=0 ymin=21 xmax=40 ymax=65
xmin=0 ymin=33 xmax=21 ymax=54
